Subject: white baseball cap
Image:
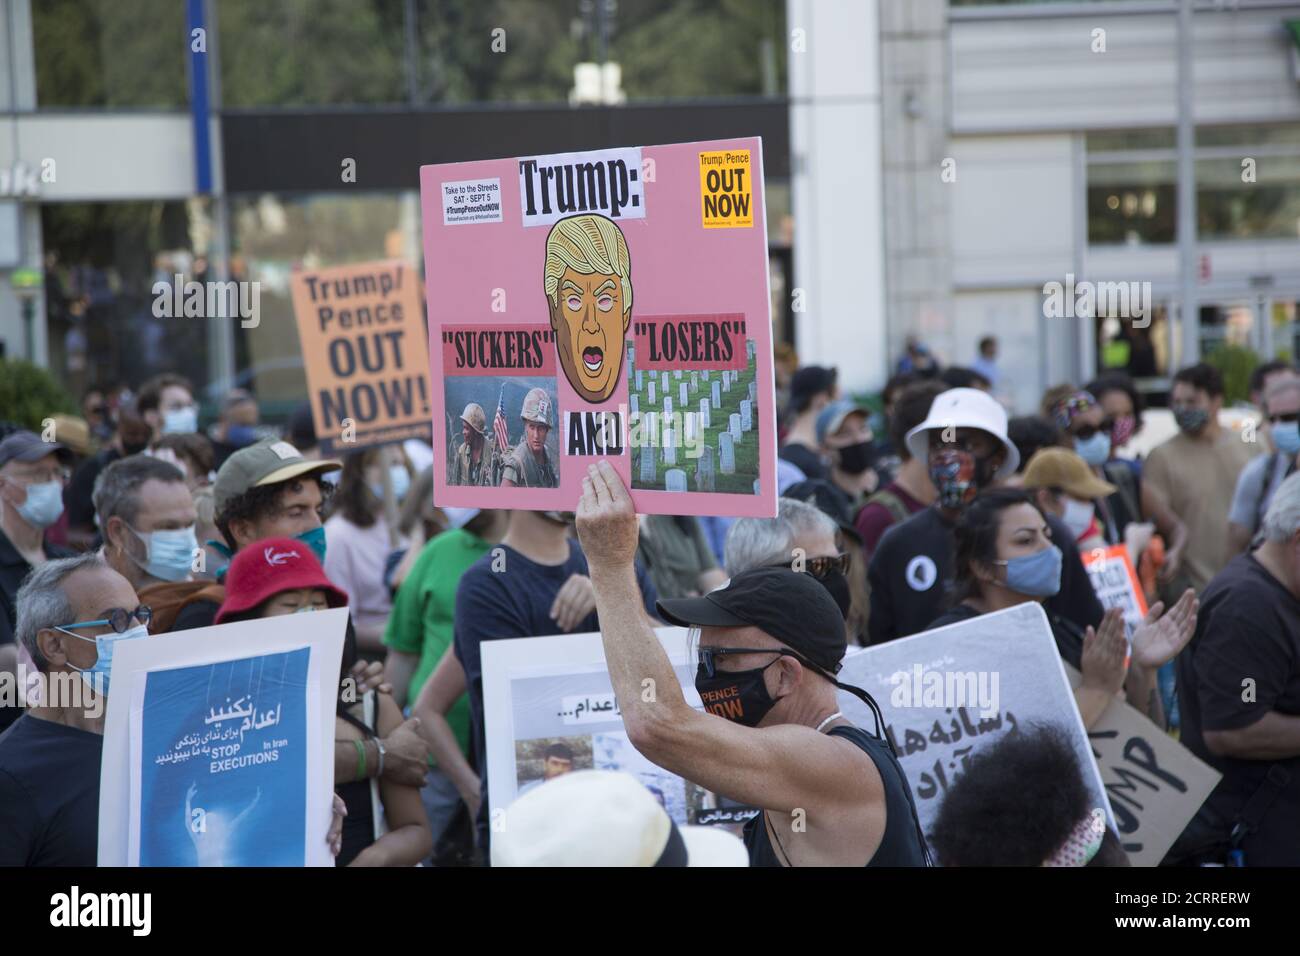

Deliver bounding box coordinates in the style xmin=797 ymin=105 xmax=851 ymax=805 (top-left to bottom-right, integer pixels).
xmin=905 ymin=387 xmax=1020 ymax=479
xmin=491 ymin=770 xmax=749 ymax=867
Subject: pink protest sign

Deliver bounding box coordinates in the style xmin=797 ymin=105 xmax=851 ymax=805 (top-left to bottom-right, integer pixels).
xmin=419 ymin=138 xmax=777 ymax=517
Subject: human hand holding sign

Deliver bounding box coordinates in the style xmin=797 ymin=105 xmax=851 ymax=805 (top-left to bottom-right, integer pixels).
xmin=576 ymin=461 xmax=640 ymax=568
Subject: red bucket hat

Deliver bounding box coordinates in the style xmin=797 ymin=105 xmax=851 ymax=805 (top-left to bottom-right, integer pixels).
xmin=215 ymin=537 xmax=349 ymax=624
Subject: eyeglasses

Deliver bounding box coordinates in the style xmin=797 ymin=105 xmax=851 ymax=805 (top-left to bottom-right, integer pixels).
xmin=8 ymin=468 xmax=70 ymax=485
xmin=58 ymin=605 xmax=153 ymax=635
xmin=1268 ymin=411 xmax=1300 ymax=425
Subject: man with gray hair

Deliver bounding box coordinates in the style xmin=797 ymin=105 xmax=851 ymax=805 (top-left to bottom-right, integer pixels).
xmin=725 ymin=498 xmax=850 ymax=623
xmin=1228 ymin=371 xmax=1300 ymax=555
xmin=1173 ymin=472 xmax=1300 ymax=866
xmin=94 ymin=455 xmax=209 ymax=634
xmin=0 ymin=553 xmax=146 ymax=864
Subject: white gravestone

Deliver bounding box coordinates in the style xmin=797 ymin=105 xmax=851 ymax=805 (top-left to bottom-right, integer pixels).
xmin=719 ymin=434 xmax=736 ymax=474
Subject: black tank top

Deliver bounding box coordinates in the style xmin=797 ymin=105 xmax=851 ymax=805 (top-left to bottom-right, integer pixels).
xmin=743 ymin=724 xmax=929 ymax=867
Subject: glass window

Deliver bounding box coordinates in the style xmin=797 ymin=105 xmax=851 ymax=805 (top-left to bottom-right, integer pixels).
xmin=1087 ymin=124 xmax=1300 ymax=244
xmin=32 ymin=0 xmax=187 ymax=109
xmin=1086 ymin=160 xmax=1176 ymax=245
xmin=1197 ymin=155 xmax=1300 ymax=241
xmin=228 ymin=192 xmax=423 ymax=414
xmin=218 ymin=0 xmax=408 ymax=108
xmin=42 ymin=200 xmax=213 ymax=400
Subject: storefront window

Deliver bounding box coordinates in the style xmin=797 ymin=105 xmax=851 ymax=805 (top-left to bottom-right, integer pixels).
xmin=32 ymin=0 xmax=187 ymax=109
xmin=228 ymin=191 xmax=423 ymax=413
xmin=42 ymin=200 xmax=213 ymax=400
xmin=1087 ymin=125 xmax=1300 ymax=244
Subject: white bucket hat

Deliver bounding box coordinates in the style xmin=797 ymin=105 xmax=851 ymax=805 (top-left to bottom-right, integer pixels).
xmin=905 ymin=387 xmax=1020 ymax=479
xmin=490 ymin=770 xmax=749 ymax=867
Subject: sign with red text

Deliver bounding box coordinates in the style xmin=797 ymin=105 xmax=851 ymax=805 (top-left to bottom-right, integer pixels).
xmin=420 ymin=139 xmax=776 ymax=515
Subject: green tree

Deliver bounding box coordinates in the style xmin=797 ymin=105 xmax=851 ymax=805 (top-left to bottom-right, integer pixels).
xmin=0 ymin=360 xmax=77 ymax=432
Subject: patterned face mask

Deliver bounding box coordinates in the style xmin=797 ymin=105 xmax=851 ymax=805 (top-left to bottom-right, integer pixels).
xmin=1110 ymin=414 xmax=1137 ymax=449
xmin=1044 ymin=813 xmax=1106 ymax=867
xmin=928 ymin=448 xmax=992 ymax=510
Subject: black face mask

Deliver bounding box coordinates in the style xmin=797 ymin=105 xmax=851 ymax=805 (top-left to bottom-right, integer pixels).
xmin=835 ymin=440 xmax=877 ymax=476
xmin=695 ymin=660 xmax=783 ymax=728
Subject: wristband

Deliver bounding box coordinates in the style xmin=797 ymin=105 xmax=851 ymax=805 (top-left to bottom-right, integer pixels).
xmin=375 ymin=737 xmax=386 ymax=779
xmin=353 ymin=739 xmax=367 ymax=782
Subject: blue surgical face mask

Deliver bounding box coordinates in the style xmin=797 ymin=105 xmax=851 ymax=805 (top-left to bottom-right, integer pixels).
xmin=1074 ymin=432 xmax=1112 ymax=467
xmin=162 ymin=406 xmax=198 ymax=435
xmin=996 ymin=545 xmax=1062 ymax=598
xmin=16 ymin=480 xmax=65 ymax=529
xmin=370 ymin=465 xmax=411 ymax=503
xmin=296 ymin=525 xmax=327 ymax=564
xmin=127 ymin=523 xmax=197 ymax=583
xmin=1273 ymin=421 xmax=1300 ymax=456
xmin=62 ymin=623 xmax=150 ymax=697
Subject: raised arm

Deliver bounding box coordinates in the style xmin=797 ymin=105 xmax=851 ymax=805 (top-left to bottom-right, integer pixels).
xmin=576 ymin=461 xmax=882 ymax=817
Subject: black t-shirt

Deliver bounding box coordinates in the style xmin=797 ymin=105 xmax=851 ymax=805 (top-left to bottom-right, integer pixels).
xmin=0 ymin=714 xmax=102 ymax=866
xmin=1175 ymin=553 xmax=1300 ymax=865
xmin=66 ymin=447 xmax=120 ymax=532
xmin=928 ymin=602 xmax=1085 ymax=670
xmin=867 ymin=505 xmax=1103 ymax=645
xmin=778 ymin=443 xmax=829 ymax=482
xmin=453 ymin=540 xmax=658 ymax=852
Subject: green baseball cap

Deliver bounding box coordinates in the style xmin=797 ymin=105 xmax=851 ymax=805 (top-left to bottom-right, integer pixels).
xmin=213 ymin=440 xmax=341 ymax=515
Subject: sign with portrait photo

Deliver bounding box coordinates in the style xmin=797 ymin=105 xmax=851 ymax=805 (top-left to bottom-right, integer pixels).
xmin=420 ymin=138 xmax=777 ymax=516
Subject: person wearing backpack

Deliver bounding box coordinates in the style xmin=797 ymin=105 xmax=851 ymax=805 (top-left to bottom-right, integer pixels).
xmin=853 ymin=380 xmax=947 ymax=560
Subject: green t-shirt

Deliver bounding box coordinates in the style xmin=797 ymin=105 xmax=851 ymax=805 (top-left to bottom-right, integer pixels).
xmin=383 ymin=527 xmax=490 ymax=757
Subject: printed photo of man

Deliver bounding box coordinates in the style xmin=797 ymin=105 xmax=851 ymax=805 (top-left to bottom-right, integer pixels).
xmin=500 ymin=387 xmax=558 ymax=488
xmin=449 ymin=402 xmax=493 ymax=487
xmin=543 ymin=214 xmax=632 ymax=404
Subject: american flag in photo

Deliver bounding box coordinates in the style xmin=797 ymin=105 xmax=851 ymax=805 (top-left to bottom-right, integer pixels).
xmin=493 ymin=385 xmax=510 ymax=452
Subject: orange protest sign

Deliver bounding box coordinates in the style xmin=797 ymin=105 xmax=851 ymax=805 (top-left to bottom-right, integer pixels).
xmin=1083 ymin=544 xmax=1148 ymax=635
xmin=290 ymin=260 xmax=431 ymax=454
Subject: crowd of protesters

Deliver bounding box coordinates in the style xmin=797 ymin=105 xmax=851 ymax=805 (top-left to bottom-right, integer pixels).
xmin=0 ymin=342 xmax=1297 ymax=868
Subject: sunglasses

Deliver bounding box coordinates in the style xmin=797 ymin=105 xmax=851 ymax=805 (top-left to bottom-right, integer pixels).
xmin=1268 ymin=412 xmax=1300 ymax=425
xmin=58 ymin=605 xmax=153 ymax=635
xmin=695 ymin=645 xmax=797 ymax=679
xmin=1074 ymin=419 xmax=1114 ymax=441
xmin=766 ymin=552 xmax=850 ymax=579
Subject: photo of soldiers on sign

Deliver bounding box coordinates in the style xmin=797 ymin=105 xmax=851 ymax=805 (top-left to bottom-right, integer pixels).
xmin=444 ymin=376 xmax=559 ymax=489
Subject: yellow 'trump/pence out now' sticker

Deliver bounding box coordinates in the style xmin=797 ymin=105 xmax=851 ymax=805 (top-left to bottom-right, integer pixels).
xmin=699 ymin=150 xmax=754 ymax=229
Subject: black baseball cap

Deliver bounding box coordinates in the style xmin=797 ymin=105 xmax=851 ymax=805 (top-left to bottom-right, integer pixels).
xmin=656 ymin=567 xmax=846 ymax=677
xmin=788 ymin=366 xmax=838 ymax=414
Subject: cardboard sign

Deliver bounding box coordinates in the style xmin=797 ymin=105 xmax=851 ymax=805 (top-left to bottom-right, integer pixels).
xmin=836 ymin=603 xmax=1115 ymax=856
xmin=1064 ymin=664 xmax=1221 ymax=866
xmin=290 ymin=259 xmax=432 ymax=454
xmin=480 ymin=628 xmax=759 ymax=833
xmin=1083 ymin=544 xmax=1149 ymax=637
xmin=420 ymin=138 xmax=777 ymax=517
xmin=99 ymin=609 xmax=346 ymax=866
